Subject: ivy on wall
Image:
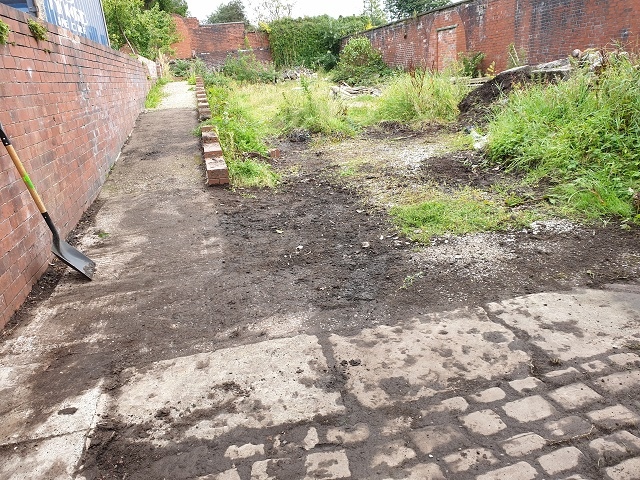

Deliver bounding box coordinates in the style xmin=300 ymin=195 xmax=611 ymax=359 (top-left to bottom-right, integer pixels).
xmin=267 ymin=15 xmax=371 ymax=69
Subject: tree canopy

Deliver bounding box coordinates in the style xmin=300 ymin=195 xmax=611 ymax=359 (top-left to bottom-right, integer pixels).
xmin=206 ymin=0 xmax=248 ymax=24
xmin=384 ymin=0 xmax=449 ymax=20
xmin=103 ymin=0 xmax=179 ymax=60
xmin=144 ymin=0 xmax=188 ymax=16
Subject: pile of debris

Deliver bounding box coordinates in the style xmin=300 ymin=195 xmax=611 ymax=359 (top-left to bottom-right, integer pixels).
xmin=330 ymin=85 xmax=382 ymax=98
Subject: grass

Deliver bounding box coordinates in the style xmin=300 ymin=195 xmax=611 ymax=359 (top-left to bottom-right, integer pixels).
xmin=145 ymin=77 xmax=169 ymax=109
xmin=487 ymin=53 xmax=640 ymax=221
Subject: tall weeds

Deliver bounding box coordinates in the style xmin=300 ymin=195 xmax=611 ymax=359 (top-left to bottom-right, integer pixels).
xmin=487 ymin=54 xmax=640 ymax=219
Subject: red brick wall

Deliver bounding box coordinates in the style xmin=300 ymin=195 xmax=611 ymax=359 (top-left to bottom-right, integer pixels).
xmin=171 ymin=16 xmax=272 ymax=66
xmin=0 ymin=4 xmax=151 ymax=327
xmin=351 ymin=0 xmax=640 ymax=72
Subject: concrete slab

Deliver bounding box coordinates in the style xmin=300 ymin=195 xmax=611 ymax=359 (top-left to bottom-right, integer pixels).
xmin=487 ymin=289 xmax=640 ymax=361
xmin=114 ymin=335 xmax=344 ymax=441
xmin=329 ymin=307 xmax=530 ymax=409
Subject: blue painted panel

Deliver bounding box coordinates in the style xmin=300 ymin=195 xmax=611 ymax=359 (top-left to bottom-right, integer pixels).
xmin=42 ymin=0 xmax=109 ymax=46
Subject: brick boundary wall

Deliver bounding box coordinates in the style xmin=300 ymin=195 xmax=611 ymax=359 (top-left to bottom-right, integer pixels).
xmin=172 ymin=15 xmax=271 ymax=67
xmin=0 ymin=3 xmax=152 ymax=328
xmin=347 ymin=0 xmax=640 ymax=72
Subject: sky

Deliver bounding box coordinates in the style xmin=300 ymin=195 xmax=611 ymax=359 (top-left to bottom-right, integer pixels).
xmin=186 ymin=0 xmax=366 ymax=23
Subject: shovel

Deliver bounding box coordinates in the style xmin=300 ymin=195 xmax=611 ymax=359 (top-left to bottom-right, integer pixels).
xmin=0 ymin=122 xmax=95 ymax=280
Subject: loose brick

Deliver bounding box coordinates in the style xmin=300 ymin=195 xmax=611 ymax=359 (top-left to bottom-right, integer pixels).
xmin=201 ymin=131 xmax=219 ymax=144
xmin=460 ymin=409 xmax=507 ymax=435
xmin=203 ymin=142 xmax=224 ymax=159
xmin=501 ymin=432 xmax=546 ymax=457
xmin=608 ymin=353 xmax=640 ymax=368
xmin=587 ymin=405 xmax=640 ymax=429
xmin=503 ymin=395 xmax=556 ymax=422
xmin=537 ymin=446 xmax=585 ymax=475
xmin=476 ymin=461 xmax=538 ymax=480
xmin=549 ymin=383 xmax=603 ymax=410
xmin=442 ymin=447 xmax=498 ymax=473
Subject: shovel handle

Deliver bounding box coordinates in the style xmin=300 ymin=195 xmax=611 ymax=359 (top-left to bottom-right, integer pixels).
xmin=0 ymin=122 xmax=48 ymax=214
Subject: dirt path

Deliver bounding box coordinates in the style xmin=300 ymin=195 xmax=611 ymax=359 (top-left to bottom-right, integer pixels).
xmin=1 ymin=82 xmax=640 ymax=480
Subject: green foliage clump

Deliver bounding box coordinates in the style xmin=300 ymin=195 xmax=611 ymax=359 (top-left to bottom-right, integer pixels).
xmin=277 ymin=78 xmax=358 ymax=137
xmin=223 ymin=50 xmax=277 ymax=83
xmin=458 ymin=51 xmax=486 ymax=77
xmin=0 ymin=19 xmax=10 ymax=44
xmin=268 ymin=15 xmax=370 ymax=69
xmin=384 ymin=0 xmax=449 ymax=20
xmin=144 ymin=0 xmax=187 ymax=15
xmin=391 ymin=189 xmax=511 ymax=240
xmin=145 ymin=77 xmax=169 ymax=108
xmin=103 ymin=0 xmax=178 ymax=60
xmin=331 ymin=36 xmax=391 ymax=85
xmin=28 ymin=19 xmax=48 ymax=41
xmin=205 ymin=81 xmax=279 ymax=188
xmin=206 ymin=0 xmax=247 ymax=24
xmin=487 ymin=54 xmax=640 ymax=220
xmin=374 ymin=68 xmax=469 ymax=123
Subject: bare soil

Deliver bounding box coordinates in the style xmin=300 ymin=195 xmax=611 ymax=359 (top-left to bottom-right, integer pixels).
xmin=4 ymin=109 xmax=640 ymax=479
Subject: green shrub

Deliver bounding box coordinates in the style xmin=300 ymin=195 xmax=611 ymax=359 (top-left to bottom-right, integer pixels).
xmin=277 ymin=78 xmax=358 ymax=137
xmin=27 ymin=19 xmax=47 ymax=41
xmin=145 ymin=77 xmax=169 ymax=108
xmin=222 ymin=50 xmax=277 ymax=83
xmin=0 ymin=19 xmax=10 ymax=44
xmin=374 ymin=68 xmax=469 ymax=122
xmin=331 ymin=36 xmax=391 ymax=86
xmin=268 ymin=15 xmax=370 ymax=69
xmin=487 ymin=53 xmax=640 ymax=220
xmin=458 ymin=51 xmax=486 ymax=77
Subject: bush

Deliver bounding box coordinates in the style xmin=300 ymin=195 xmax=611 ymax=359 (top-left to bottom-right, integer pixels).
xmin=268 ymin=15 xmax=370 ymax=69
xmin=222 ymin=50 xmax=277 ymax=83
xmin=374 ymin=68 xmax=469 ymax=122
xmin=458 ymin=51 xmax=486 ymax=77
xmin=331 ymin=36 xmax=391 ymax=86
xmin=487 ymin=53 xmax=640 ymax=220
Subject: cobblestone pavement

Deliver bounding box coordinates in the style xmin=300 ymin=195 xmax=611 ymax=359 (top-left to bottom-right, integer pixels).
xmin=1 ymin=82 xmax=639 ymax=480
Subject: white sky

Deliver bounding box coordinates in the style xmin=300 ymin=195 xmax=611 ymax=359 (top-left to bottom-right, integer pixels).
xmin=186 ymin=0 xmax=366 ymax=23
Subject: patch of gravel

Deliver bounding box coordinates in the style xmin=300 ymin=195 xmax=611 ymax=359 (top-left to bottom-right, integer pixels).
xmin=155 ymin=81 xmax=196 ymax=110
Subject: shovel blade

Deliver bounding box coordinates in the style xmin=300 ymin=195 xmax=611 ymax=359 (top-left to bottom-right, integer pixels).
xmin=52 ymin=239 xmax=96 ymax=280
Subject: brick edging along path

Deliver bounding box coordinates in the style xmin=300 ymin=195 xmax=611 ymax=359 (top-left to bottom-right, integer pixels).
xmin=195 ymin=77 xmax=230 ymax=186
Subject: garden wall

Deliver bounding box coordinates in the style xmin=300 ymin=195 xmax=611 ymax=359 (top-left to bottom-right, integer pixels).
xmin=172 ymin=16 xmax=271 ymax=67
xmin=350 ymin=0 xmax=640 ymax=72
xmin=0 ymin=3 xmax=151 ymax=328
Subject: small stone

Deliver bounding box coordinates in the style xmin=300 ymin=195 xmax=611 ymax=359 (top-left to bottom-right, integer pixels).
xmin=361 ymin=241 xmax=370 ymax=248
xmin=543 ymin=416 xmax=593 ymax=440
xmin=596 ymin=370 xmax=640 ymax=394
xmin=303 ymin=428 xmax=319 ymax=450
xmin=304 ymin=450 xmax=350 ymax=480
xmin=608 ymin=353 xmax=640 ymax=367
xmin=544 ymin=367 xmax=580 ymax=379
xmin=605 ymin=457 xmax=640 ymax=480
xmin=580 ymin=360 xmax=609 ymax=373
xmin=422 ymin=396 xmax=469 ymax=415
xmin=589 ymin=431 xmax=640 ymax=462
xmin=224 ymin=443 xmax=265 ymax=460
xmin=410 ymin=425 xmax=466 ymax=455
xmin=370 ymin=440 xmax=416 ymax=468
xmin=326 ymin=423 xmax=370 ymax=445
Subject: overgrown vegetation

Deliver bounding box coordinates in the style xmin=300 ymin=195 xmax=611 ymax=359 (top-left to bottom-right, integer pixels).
xmin=487 ymin=54 xmax=640 ymax=221
xmin=204 ymin=78 xmax=279 ymax=188
xmin=103 ymin=0 xmax=178 ymax=60
xmin=267 ymin=15 xmax=371 ymax=69
xmin=331 ymin=36 xmax=391 ymax=85
xmin=277 ymin=78 xmax=358 ymax=137
xmin=223 ymin=50 xmax=277 ymax=83
xmin=0 ymin=19 xmax=9 ymax=44
xmin=458 ymin=51 xmax=486 ymax=77
xmin=374 ymin=68 xmax=469 ymax=122
xmin=145 ymin=77 xmax=169 ymax=108
xmin=27 ymin=19 xmax=48 ymax=41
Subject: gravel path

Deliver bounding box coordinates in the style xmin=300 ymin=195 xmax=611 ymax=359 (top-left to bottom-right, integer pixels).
xmin=155 ymin=80 xmax=196 ymax=110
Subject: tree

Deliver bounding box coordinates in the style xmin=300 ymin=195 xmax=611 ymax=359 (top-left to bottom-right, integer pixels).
xmin=206 ymin=0 xmax=247 ymax=24
xmin=144 ymin=0 xmax=188 ymax=16
xmin=384 ymin=0 xmax=449 ymax=20
xmin=363 ymin=0 xmax=387 ymax=26
xmin=253 ymin=0 xmax=295 ymax=23
xmin=103 ymin=0 xmax=179 ymax=59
